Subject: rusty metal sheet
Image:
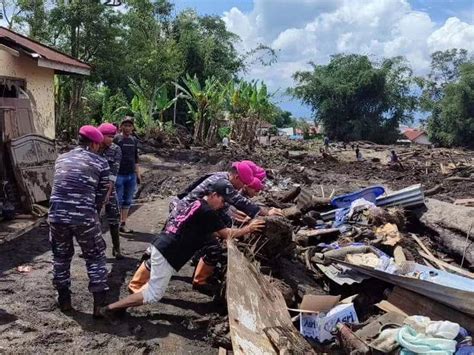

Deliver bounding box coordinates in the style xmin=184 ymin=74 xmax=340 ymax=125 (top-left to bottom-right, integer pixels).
xmin=8 ymin=134 xmax=56 ymax=209
xmin=0 ymin=98 xmax=36 ymax=140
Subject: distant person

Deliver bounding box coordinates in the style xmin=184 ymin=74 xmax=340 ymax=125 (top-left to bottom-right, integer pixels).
xmin=222 ymin=136 xmax=229 ymax=150
xmin=114 ymin=117 xmax=141 ymax=233
xmin=389 ymin=150 xmax=403 ymax=169
xmin=324 ymin=136 xmax=330 ymax=152
xmin=356 ymin=146 xmax=364 ymax=161
xmin=49 ymin=125 xmax=110 ymax=317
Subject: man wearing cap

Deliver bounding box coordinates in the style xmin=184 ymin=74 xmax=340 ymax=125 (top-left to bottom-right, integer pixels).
xmin=127 ymin=161 xmax=281 ymax=293
xmin=114 ymin=116 xmax=140 ymax=233
xmin=48 ymin=125 xmax=110 ymax=317
xmin=99 ymin=179 xmax=265 ymax=317
xmin=98 ymin=123 xmax=123 ymax=259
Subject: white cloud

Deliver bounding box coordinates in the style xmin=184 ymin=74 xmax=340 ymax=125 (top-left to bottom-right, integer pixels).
xmin=223 ymin=0 xmax=474 ymax=94
xmin=428 ymin=17 xmax=474 ymax=52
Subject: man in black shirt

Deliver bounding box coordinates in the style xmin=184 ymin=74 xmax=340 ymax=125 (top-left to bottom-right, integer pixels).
xmin=98 ymin=180 xmax=264 ymax=315
xmin=113 ymin=117 xmax=141 ymax=233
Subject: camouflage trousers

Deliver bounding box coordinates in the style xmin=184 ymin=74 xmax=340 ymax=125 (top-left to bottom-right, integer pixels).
xmin=105 ymin=190 xmax=120 ymax=225
xmin=50 ymin=223 xmax=109 ymax=293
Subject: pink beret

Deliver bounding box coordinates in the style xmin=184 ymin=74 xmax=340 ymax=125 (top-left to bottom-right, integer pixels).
xmin=79 ymin=125 xmax=104 ymax=143
xmin=98 ymin=123 xmax=117 ymax=135
xmin=248 ymin=177 xmax=264 ymax=192
xmin=242 ymin=160 xmax=266 ymax=181
xmin=231 ymin=161 xmax=254 ymax=185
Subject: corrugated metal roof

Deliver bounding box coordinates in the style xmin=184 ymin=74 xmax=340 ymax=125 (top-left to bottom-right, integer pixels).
xmin=0 ymin=26 xmax=91 ymax=72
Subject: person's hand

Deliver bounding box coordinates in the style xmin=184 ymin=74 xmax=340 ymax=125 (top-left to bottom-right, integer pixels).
xmin=232 ymin=209 xmax=250 ymax=224
xmin=136 ymin=173 xmax=142 ymax=185
xmin=268 ymin=207 xmax=284 ymax=217
xmin=247 ymin=219 xmax=265 ymax=233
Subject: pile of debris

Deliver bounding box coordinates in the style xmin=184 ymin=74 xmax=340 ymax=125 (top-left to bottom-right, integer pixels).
xmin=215 ymin=179 xmax=474 ymax=354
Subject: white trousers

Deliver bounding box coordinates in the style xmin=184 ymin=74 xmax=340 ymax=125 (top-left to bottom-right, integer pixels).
xmin=142 ymin=245 xmax=175 ymax=304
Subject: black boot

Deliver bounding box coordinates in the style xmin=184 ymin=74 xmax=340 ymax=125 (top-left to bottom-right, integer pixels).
xmin=110 ymin=224 xmax=124 ymax=260
xmin=57 ymin=288 xmax=72 ymax=312
xmin=92 ymin=291 xmax=107 ymax=319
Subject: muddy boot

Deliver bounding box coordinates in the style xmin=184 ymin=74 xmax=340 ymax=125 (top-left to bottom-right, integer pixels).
xmin=128 ymin=262 xmax=150 ymax=294
xmin=192 ymin=258 xmax=216 ymax=296
xmin=97 ymin=306 xmax=120 ymax=325
xmin=110 ymin=224 xmax=124 ymax=260
xmin=57 ymin=288 xmax=72 ymax=312
xmin=92 ymin=291 xmax=107 ymax=319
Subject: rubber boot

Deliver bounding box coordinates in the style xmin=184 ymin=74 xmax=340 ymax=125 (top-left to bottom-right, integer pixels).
xmin=92 ymin=291 xmax=107 ymax=319
xmin=57 ymin=288 xmax=72 ymax=312
xmin=128 ymin=262 xmax=150 ymax=294
xmin=110 ymin=224 xmax=124 ymax=260
xmin=192 ymin=258 xmax=216 ymax=295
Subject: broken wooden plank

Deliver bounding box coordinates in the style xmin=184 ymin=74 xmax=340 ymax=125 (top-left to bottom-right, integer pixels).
xmin=418 ymin=250 xmax=474 ymax=279
xmin=226 ymin=240 xmax=315 ymax=354
xmin=387 ymin=286 xmax=474 ymax=334
xmin=409 ymin=233 xmax=446 ymax=271
xmin=375 ymin=300 xmax=408 ymax=317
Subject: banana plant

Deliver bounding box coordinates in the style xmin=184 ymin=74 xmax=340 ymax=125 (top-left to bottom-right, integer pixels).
xmin=123 ymin=77 xmax=176 ymax=130
xmin=174 ymin=74 xmax=223 ymax=143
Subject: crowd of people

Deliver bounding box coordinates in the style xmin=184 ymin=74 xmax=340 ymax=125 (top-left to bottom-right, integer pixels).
xmin=48 ymin=117 xmax=283 ymax=320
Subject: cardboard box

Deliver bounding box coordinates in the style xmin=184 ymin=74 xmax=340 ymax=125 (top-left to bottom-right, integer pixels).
xmin=298 ymin=294 xmax=359 ymax=342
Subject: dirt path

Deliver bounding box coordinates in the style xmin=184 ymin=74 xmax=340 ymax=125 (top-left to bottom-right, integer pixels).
xmin=0 ymin=168 xmax=220 ymax=354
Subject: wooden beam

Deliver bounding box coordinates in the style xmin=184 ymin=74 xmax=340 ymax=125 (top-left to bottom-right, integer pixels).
xmin=37 ymin=58 xmax=91 ymax=76
xmin=387 ymin=286 xmax=474 ymax=334
xmin=0 ymin=44 xmax=19 ymax=57
xmin=226 ymin=239 xmax=315 ymax=354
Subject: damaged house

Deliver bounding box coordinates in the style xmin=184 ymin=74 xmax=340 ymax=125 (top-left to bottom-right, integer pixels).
xmin=0 ymin=26 xmax=90 ymax=213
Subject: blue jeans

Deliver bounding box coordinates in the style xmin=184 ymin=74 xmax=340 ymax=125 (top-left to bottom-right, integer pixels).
xmin=116 ymin=173 xmax=137 ymax=209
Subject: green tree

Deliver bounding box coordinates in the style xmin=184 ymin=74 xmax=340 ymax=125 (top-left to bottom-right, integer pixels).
xmin=273 ymin=109 xmax=294 ymax=128
xmin=292 ymin=54 xmax=416 ymax=143
xmin=427 ymin=62 xmax=474 ymax=147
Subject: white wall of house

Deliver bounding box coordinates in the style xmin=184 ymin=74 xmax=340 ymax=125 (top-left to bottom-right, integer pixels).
xmin=0 ymin=50 xmax=55 ymax=139
xmin=414 ymin=134 xmax=431 ymax=145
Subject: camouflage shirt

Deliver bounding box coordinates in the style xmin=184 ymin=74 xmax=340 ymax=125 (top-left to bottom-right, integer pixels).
xmin=48 ymin=147 xmax=110 ymax=225
xmin=101 ymin=143 xmax=122 ymax=183
xmin=181 ymin=172 xmax=260 ymax=217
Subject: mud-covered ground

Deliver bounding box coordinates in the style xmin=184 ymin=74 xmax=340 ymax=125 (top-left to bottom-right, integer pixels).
xmin=0 ymin=171 xmax=221 ymax=354
xmin=0 ymin=141 xmax=472 ymax=354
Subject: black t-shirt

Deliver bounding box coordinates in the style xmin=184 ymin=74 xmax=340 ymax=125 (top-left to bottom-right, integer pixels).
xmin=153 ymin=200 xmax=226 ymax=271
xmin=113 ymin=134 xmax=139 ymax=175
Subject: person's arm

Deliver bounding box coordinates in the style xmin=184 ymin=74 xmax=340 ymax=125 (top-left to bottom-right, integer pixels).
xmin=226 ymin=184 xmax=261 ymax=217
xmin=258 ymin=207 xmax=284 ymax=217
xmin=110 ymin=145 xmax=122 ymax=185
xmin=134 ymin=138 xmax=141 ymax=183
xmin=216 ymin=219 xmax=265 ymax=240
xmin=96 ymin=161 xmax=110 ymax=211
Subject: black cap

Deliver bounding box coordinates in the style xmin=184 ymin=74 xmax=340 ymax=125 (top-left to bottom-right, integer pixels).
xmin=120 ymin=116 xmax=134 ymax=126
xmin=208 ymin=179 xmax=233 ymax=201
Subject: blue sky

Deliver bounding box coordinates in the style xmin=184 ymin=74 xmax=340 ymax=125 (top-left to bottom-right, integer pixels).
xmin=173 ymin=0 xmax=474 ymax=123
xmin=2 ymin=0 xmax=472 ymax=123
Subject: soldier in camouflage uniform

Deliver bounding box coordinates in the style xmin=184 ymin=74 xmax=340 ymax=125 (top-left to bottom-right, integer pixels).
xmin=98 ymin=123 xmax=123 ymax=259
xmin=48 ymin=125 xmax=110 ymax=317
